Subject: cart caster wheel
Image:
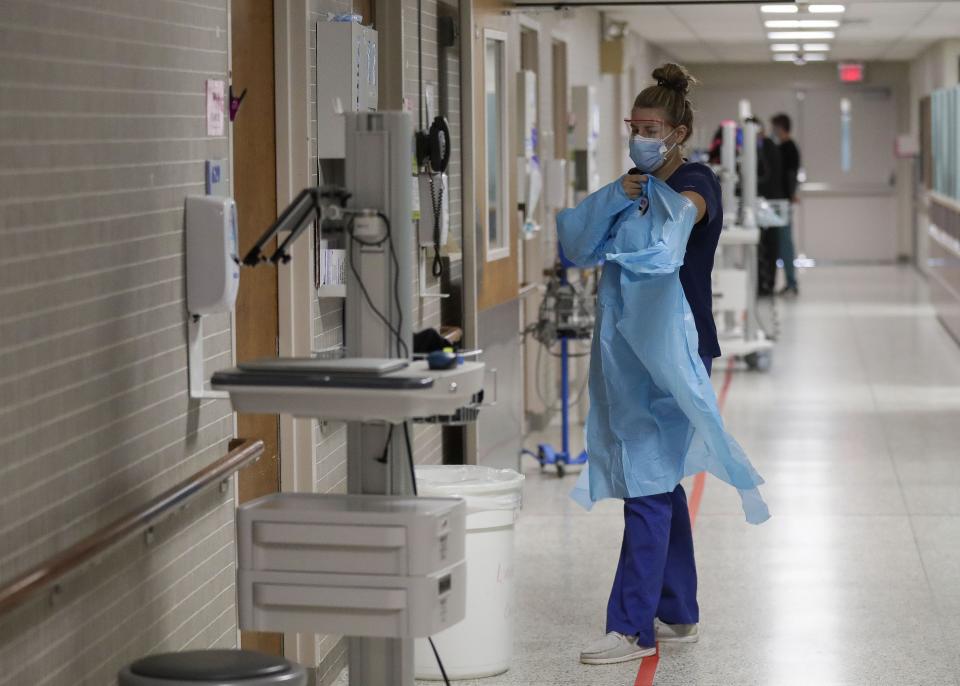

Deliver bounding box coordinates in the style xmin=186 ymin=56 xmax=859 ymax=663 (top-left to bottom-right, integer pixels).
xmin=745 ymin=351 xmax=772 ymax=372
xmin=556 ymin=462 xmax=566 ymax=478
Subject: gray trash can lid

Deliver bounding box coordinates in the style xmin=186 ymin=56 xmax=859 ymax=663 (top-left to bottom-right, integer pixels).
xmin=130 ymin=650 xmax=293 ymax=681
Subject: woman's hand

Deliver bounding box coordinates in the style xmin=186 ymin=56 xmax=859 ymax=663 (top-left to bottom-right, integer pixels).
xmin=621 ymin=173 xmax=647 ymax=200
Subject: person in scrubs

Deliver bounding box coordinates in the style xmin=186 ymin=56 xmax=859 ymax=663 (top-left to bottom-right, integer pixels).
xmin=578 ymin=63 xmax=723 ymax=665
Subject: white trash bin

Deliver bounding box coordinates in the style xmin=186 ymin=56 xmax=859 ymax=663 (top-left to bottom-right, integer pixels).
xmin=414 ymin=465 xmax=525 ymax=680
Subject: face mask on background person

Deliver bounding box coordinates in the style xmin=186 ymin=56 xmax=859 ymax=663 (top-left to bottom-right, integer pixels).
xmin=628 ymin=128 xmax=678 ymax=174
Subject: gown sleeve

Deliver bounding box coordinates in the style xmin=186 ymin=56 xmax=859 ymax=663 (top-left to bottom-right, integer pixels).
xmin=556 ymin=178 xmax=634 ymax=267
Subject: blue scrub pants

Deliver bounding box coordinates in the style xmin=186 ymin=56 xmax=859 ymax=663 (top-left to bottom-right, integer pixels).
xmin=605 ymin=355 xmax=712 ymax=647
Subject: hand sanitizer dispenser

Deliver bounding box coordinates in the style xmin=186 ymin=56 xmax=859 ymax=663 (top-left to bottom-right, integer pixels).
xmin=186 ymin=196 xmax=240 ymax=314
xmin=185 ymin=195 xmax=239 ymax=399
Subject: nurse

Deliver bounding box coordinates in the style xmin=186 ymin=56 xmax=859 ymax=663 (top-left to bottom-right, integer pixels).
xmin=576 ymin=63 xmax=723 ymax=665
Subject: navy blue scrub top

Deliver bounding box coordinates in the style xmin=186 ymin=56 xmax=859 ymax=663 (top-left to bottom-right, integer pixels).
xmin=666 ymin=162 xmax=723 ymax=359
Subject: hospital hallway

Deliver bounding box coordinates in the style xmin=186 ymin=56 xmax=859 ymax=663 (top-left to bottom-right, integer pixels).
xmin=472 ymin=264 xmax=960 ymax=686
xmin=9 ymin=1 xmax=960 ymax=684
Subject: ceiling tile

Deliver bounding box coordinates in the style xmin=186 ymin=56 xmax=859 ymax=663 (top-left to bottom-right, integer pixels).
xmin=534 ymin=0 xmax=958 ymax=66
xmin=657 ymin=42 xmax=717 ymax=63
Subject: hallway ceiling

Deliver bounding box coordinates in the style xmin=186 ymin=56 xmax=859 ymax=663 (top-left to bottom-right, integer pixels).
xmin=513 ymin=1 xmax=960 ymax=63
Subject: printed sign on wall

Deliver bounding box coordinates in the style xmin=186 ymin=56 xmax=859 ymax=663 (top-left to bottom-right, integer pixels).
xmin=206 ymin=79 xmax=226 ymax=136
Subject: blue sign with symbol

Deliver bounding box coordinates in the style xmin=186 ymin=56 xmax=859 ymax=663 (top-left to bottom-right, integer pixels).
xmin=205 ymin=159 xmax=227 ymax=196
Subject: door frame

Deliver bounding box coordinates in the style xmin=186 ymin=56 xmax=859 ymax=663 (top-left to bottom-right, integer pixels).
xmin=273 ymin=0 xmax=318 ymax=668
xmin=471 ymin=1 xmax=521 ymax=312
xmin=460 ymin=0 xmax=480 ymax=464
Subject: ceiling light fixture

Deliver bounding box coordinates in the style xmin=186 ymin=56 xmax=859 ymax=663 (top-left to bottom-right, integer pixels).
xmin=765 ymin=19 xmax=840 ymax=29
xmin=803 ymin=53 xmax=828 ymax=61
xmin=771 ymin=43 xmax=800 ymax=51
xmin=773 ymin=53 xmax=798 ymax=62
xmin=808 ymin=4 xmax=846 ymax=13
xmin=761 ymin=4 xmax=799 ymax=13
xmin=802 ymin=43 xmax=831 ymax=52
xmin=767 ymin=31 xmax=836 ymax=40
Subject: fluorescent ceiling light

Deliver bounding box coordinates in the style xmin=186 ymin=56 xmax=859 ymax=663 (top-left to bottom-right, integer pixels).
xmin=771 ymin=43 xmax=800 ymax=51
xmin=802 ymin=43 xmax=832 ymax=52
xmin=768 ymin=31 xmax=836 ymax=40
xmin=803 ymin=53 xmax=828 ymax=61
xmin=773 ymin=53 xmax=798 ymax=62
xmin=765 ymin=19 xmax=840 ymax=28
xmin=808 ymin=4 xmax=846 ymax=13
xmin=761 ymin=4 xmax=798 ymax=13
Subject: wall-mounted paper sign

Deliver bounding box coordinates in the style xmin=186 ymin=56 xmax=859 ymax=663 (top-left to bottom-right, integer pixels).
xmin=206 ymin=79 xmax=226 ymax=136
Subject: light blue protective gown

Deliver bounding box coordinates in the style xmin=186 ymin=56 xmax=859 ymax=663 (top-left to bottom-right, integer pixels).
xmin=560 ymin=176 xmax=770 ymax=525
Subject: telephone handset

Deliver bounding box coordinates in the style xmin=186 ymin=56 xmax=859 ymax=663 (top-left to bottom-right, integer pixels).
xmin=418 ymin=116 xmax=451 ymax=278
xmin=416 ymin=115 xmax=451 ymax=174
xmin=427 ymin=116 xmax=451 ymax=173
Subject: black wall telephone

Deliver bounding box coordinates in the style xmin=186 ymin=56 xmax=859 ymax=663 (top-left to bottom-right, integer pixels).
xmin=418 ymin=116 xmax=451 ymax=175
xmin=417 ymin=116 xmax=451 ymax=278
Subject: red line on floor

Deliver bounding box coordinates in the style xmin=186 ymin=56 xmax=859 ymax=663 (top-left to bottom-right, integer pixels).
xmin=636 ymin=359 xmax=737 ymax=685
xmin=688 ymin=472 xmax=707 ymax=530
xmin=634 ymin=643 xmax=660 ymax=686
xmin=717 ymin=358 xmax=736 ymax=412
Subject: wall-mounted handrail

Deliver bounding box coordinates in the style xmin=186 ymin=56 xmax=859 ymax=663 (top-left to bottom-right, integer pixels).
xmin=0 ymin=438 xmax=264 ymax=617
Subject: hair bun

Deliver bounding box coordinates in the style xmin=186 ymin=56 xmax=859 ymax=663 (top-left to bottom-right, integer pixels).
xmin=652 ymin=63 xmax=695 ymax=97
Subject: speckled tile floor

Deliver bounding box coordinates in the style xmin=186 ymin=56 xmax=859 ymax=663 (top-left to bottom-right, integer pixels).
xmin=333 ymin=266 xmax=960 ymax=686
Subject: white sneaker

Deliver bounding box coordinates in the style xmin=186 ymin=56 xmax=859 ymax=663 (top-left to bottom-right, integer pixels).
xmin=655 ymin=619 xmax=699 ymax=643
xmin=579 ymin=632 xmax=656 ymax=665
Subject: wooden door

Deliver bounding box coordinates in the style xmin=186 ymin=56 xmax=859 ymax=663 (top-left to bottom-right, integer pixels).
xmin=231 ymin=0 xmax=281 ymax=657
xmin=473 ymin=0 xmax=520 ymax=311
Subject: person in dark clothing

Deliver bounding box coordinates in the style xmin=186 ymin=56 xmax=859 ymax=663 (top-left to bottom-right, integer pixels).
xmin=749 ymin=117 xmax=784 ymax=296
xmin=707 ymin=125 xmax=724 ymax=165
xmin=752 ymin=118 xmax=784 ymax=200
xmin=772 ymin=113 xmax=800 ymax=295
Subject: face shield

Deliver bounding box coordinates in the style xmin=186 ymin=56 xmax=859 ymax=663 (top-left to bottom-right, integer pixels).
xmin=623 ymin=118 xmax=672 ymax=140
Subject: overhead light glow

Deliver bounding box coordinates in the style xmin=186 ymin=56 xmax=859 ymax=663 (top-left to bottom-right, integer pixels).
xmin=802 ymin=43 xmax=832 ymax=52
xmin=771 ymin=43 xmax=800 ymax=51
xmin=768 ymin=31 xmax=836 ymax=40
xmin=803 ymin=53 xmax=828 ymax=61
xmin=773 ymin=53 xmax=798 ymax=62
xmin=809 ymin=4 xmax=846 ymax=13
xmin=761 ymin=3 xmax=799 ymax=13
xmin=765 ymin=19 xmax=840 ymax=28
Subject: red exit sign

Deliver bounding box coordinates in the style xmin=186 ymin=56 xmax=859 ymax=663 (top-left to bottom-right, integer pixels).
xmin=839 ymin=62 xmax=865 ymax=83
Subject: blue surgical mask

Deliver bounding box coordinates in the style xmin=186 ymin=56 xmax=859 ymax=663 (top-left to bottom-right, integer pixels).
xmin=629 ymin=130 xmax=678 ymax=173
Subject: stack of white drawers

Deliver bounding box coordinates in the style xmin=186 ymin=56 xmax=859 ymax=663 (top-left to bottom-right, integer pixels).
xmin=237 ymin=493 xmax=467 ymax=638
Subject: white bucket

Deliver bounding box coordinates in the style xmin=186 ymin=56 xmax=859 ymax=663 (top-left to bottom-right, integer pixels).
xmin=413 ymin=465 xmax=525 ymax=681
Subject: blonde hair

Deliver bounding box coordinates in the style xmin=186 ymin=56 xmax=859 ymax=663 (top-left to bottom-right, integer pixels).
xmin=633 ymin=63 xmax=697 ymax=142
